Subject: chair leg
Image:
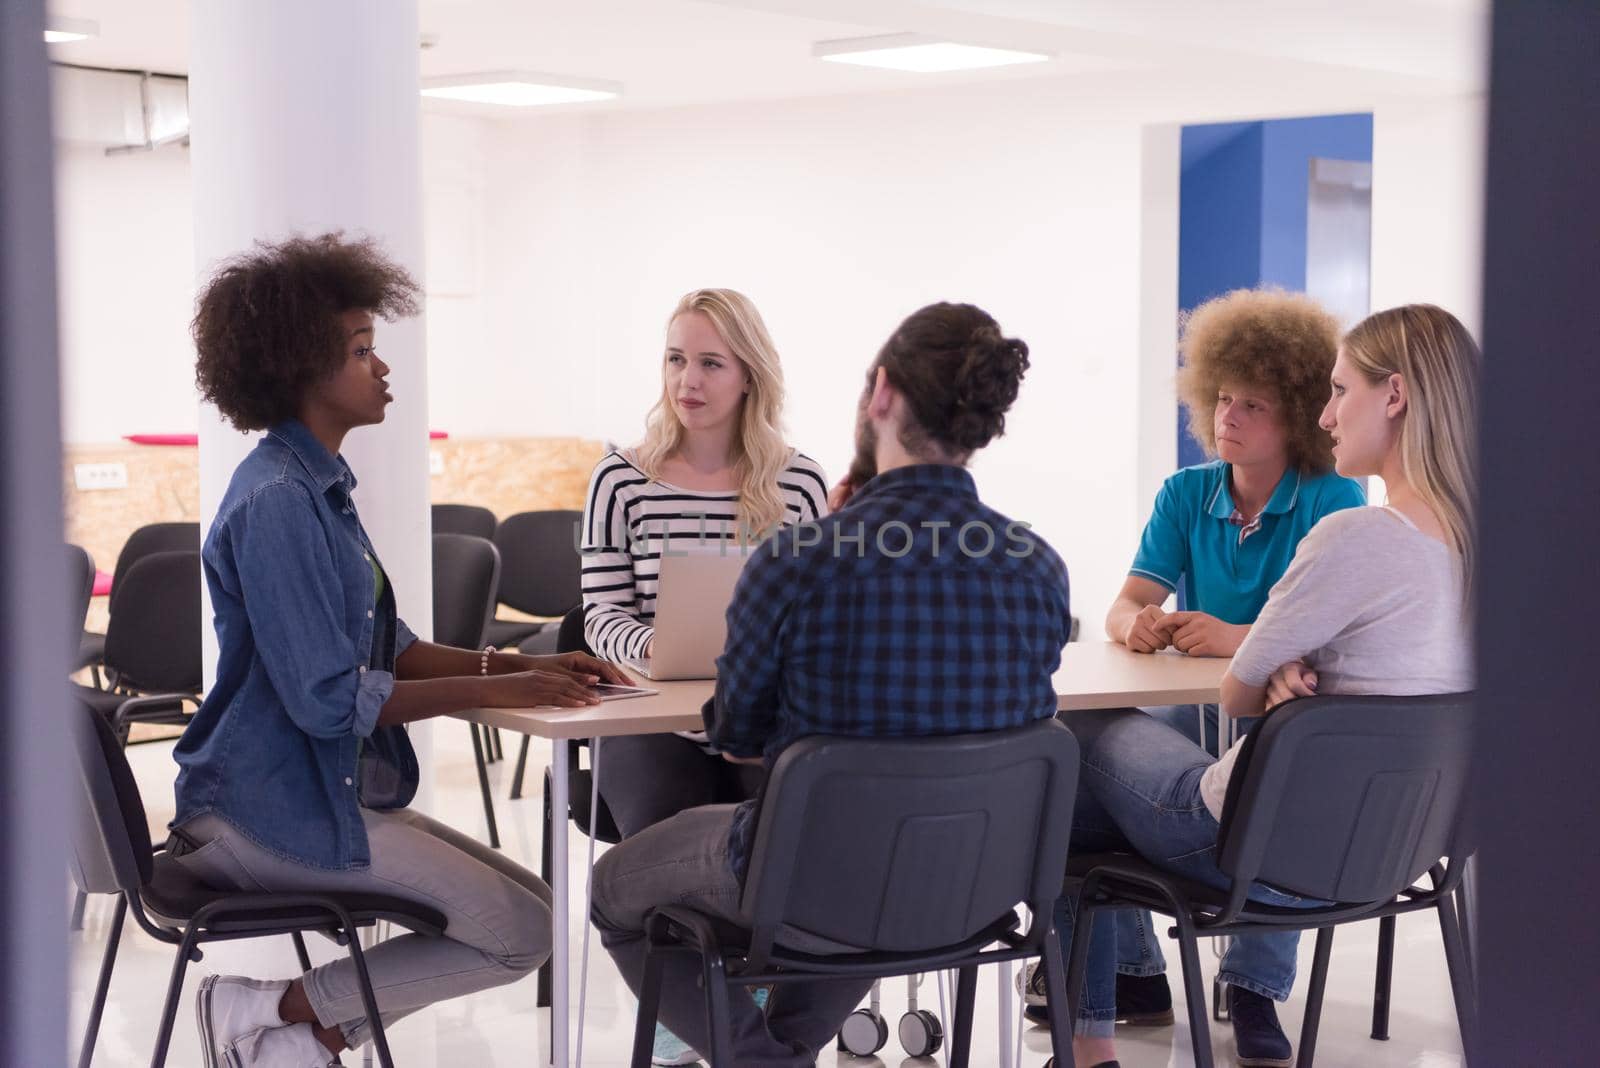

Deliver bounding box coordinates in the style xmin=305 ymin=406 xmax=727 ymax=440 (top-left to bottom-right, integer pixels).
xmin=536 ymin=768 xmax=554 ymax=1008
xmin=77 ymin=894 xmax=125 ymax=1068
xmin=490 ymin=726 xmax=504 ymax=761
xmin=949 ymin=965 xmax=979 ymax=1068
xmin=700 ymin=951 xmax=734 ymax=1067
xmin=1171 ymin=910 xmax=1216 ymax=1068
xmin=1040 ymin=923 xmax=1078 ymax=1068
xmin=509 ymin=735 xmax=532 ymax=799
xmin=344 ymin=923 xmax=395 ymax=1068
xmin=291 ymin=930 xmax=313 ymax=973
xmin=630 ymin=943 xmax=667 ymax=1068
xmin=1062 ymin=899 xmax=1096 ymax=1027
xmin=149 ymin=927 xmax=201 ymax=1068
xmin=70 ymin=888 xmax=88 ymax=932
xmin=1296 ymin=926 xmax=1335 ymax=1067
xmin=468 ymin=724 xmax=501 ymax=849
xmin=1437 ymin=894 xmax=1477 ymax=1055
xmin=1371 ymin=914 xmax=1396 ymax=1040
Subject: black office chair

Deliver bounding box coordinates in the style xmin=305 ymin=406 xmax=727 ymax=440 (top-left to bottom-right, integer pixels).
xmin=68 ymin=696 xmax=446 ymax=1068
xmin=77 ymin=521 xmax=200 ymax=685
xmin=485 ymin=509 xmax=582 ymax=654
xmin=532 ymin=604 xmax=622 ymax=1007
xmin=431 ymin=532 xmax=505 ymax=848
xmin=1061 ymin=694 xmax=1475 ymax=1068
xmin=68 ymin=543 xmax=96 ymax=656
xmin=431 ymin=502 xmax=497 ymax=541
xmin=72 ymin=550 xmax=204 ymax=744
xmin=629 ymin=720 xmax=1082 ymax=1068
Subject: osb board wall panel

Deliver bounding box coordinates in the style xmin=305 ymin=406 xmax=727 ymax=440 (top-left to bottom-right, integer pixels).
xmin=67 ymin=436 xmax=606 ymax=632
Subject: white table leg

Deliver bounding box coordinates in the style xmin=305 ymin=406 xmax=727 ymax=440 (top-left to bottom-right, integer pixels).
xmin=550 ymin=737 xmax=570 ymax=1068
xmin=997 ymin=958 xmax=1014 ymax=1067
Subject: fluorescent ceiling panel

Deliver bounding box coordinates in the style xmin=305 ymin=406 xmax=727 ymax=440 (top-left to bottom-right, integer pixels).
xmin=815 ymin=33 xmax=1049 ymax=73
xmin=421 ymin=71 xmax=620 ymax=107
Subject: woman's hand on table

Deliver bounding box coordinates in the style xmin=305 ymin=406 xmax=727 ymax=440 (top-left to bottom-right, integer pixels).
xmin=503 ymin=651 xmax=633 ymax=687
xmin=1157 ymin=611 xmax=1247 ymax=658
xmin=1265 ymin=660 xmax=1318 ymax=709
xmin=482 ymin=670 xmax=603 ymax=708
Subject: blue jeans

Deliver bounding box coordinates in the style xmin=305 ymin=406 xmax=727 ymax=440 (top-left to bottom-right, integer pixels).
xmin=1112 ymin=705 xmax=1301 ymax=1002
xmin=1055 ymin=708 xmax=1315 ymax=1037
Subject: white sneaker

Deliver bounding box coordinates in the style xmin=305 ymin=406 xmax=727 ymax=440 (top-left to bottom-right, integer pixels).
xmin=222 ymin=1023 xmax=340 ymax=1068
xmin=196 ymin=975 xmax=292 ymax=1068
xmin=1015 ymin=961 xmax=1048 ymax=1007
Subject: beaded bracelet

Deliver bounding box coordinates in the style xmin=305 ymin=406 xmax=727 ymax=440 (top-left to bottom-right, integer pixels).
xmin=480 ymin=645 xmax=497 ymax=676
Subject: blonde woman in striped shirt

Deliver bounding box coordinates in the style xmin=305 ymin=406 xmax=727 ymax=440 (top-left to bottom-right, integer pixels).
xmin=581 ymin=289 xmax=826 ymax=828
xmin=582 ymin=288 xmax=825 ymax=1063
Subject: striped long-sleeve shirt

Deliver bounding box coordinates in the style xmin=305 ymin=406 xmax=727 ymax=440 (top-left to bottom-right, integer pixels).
xmin=580 ymin=448 xmax=829 ymax=663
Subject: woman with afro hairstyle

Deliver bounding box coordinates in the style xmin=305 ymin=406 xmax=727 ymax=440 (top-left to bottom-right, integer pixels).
xmin=1023 ymin=289 xmax=1365 ymax=1067
xmin=170 ymin=233 xmax=631 ymax=1067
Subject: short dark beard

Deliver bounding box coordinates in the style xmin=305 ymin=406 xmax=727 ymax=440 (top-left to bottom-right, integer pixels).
xmin=846 ymin=384 xmax=878 ymax=488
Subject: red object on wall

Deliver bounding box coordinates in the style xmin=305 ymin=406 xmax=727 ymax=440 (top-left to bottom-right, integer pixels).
xmin=92 ymin=569 xmax=112 ymax=597
xmin=123 ymin=433 xmax=198 ymax=446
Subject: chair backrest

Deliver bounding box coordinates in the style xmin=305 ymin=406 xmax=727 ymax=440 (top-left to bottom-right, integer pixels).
xmin=108 ymin=522 xmax=199 ymax=615
xmin=432 ymin=503 xmax=497 ymax=541
xmin=739 ymin=719 xmax=1078 ymax=961
xmin=67 ymin=542 xmax=95 ymax=651
xmin=432 ymin=533 xmax=501 ymax=649
xmin=556 ymin=604 xmax=591 ymax=655
xmin=1216 ymin=692 xmax=1474 ymax=905
xmin=492 ymin=509 xmax=582 ymax=618
xmin=67 ymin=696 xmax=155 ymax=897
xmin=103 ymin=550 xmax=203 ymax=694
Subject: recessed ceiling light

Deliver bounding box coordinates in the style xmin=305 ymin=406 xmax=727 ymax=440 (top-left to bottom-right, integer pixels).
xmin=814 ymin=32 xmax=1050 ymax=73
xmin=44 ymin=15 xmax=98 ymax=44
xmin=421 ymin=71 xmax=621 ymax=108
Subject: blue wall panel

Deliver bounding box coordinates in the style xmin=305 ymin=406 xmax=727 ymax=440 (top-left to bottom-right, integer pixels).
xmin=1175 ymin=113 xmax=1373 ymax=469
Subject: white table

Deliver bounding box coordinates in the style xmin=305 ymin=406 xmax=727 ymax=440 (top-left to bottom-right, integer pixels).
xmin=455 ymin=642 xmax=1229 ymax=1067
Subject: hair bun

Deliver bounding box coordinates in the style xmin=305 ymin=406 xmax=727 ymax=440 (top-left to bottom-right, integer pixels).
xmin=948 ymin=324 xmax=1030 ymax=451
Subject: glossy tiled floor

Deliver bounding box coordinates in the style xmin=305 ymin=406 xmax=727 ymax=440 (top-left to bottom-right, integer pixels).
xmin=71 ymin=728 xmax=1465 ymax=1067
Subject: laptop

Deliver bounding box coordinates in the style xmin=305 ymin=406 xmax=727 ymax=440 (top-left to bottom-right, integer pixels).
xmin=624 ymin=548 xmax=753 ymax=681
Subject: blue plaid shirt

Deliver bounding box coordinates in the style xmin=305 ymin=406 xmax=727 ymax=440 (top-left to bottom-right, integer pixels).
xmin=705 ymin=463 xmax=1073 ymax=878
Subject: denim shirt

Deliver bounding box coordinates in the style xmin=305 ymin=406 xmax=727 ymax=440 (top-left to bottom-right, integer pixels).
xmin=172 ymin=420 xmax=419 ymax=870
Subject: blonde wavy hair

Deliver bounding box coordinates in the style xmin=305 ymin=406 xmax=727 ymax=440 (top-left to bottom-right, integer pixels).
xmin=635 ymin=288 xmax=790 ymax=535
xmin=1177 ymin=288 xmax=1343 ymax=473
xmin=1342 ymin=304 xmax=1480 ymax=600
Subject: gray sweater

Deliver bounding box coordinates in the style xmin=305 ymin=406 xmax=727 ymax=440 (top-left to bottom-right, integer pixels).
xmin=1200 ymin=506 xmax=1475 ymax=819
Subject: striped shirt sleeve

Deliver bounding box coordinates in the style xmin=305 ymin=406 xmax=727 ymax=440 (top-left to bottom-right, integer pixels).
xmin=785 ymin=452 xmax=830 ymax=522
xmin=581 ymin=457 xmax=653 ymax=663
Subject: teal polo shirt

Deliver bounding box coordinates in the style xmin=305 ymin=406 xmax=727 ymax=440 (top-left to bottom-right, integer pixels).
xmin=1129 ymin=460 xmax=1366 ymax=625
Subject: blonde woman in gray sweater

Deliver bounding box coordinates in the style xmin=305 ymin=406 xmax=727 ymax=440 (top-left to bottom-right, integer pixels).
xmin=1052 ymin=304 xmax=1478 ymax=1068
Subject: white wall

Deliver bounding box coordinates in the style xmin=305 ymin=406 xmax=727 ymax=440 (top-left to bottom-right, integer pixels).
xmin=51 ymin=83 xmax=1487 ymax=634
xmin=471 ymin=85 xmax=1160 ymax=635
xmin=1371 ymin=93 xmax=1486 ymax=335
xmin=55 ymin=143 xmax=198 ymax=442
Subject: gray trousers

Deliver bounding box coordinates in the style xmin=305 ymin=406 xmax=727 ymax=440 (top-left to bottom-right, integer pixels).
xmin=598 ymin=733 xmax=766 ymax=839
xmin=175 ymin=808 xmax=552 ymax=1047
xmin=591 ymin=804 xmax=874 ymax=1067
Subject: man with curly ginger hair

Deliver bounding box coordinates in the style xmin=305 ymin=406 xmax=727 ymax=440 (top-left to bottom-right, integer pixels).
xmin=1024 ymin=289 xmax=1364 ymax=1067
xmin=173 ymin=233 xmax=634 ymax=1066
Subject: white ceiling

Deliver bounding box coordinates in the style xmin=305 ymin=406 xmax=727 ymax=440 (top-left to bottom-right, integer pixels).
xmin=44 ymin=0 xmax=1487 ymax=121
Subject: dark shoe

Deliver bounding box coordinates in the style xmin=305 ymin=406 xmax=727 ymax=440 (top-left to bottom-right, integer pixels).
xmin=1114 ymin=972 xmax=1174 ymax=1026
xmin=1228 ymin=985 xmax=1293 ymax=1067
xmin=1022 ymin=970 xmax=1176 ymax=1029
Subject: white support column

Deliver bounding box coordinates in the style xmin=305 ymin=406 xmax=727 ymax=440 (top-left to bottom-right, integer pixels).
xmin=190 ymin=0 xmax=434 ymax=803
